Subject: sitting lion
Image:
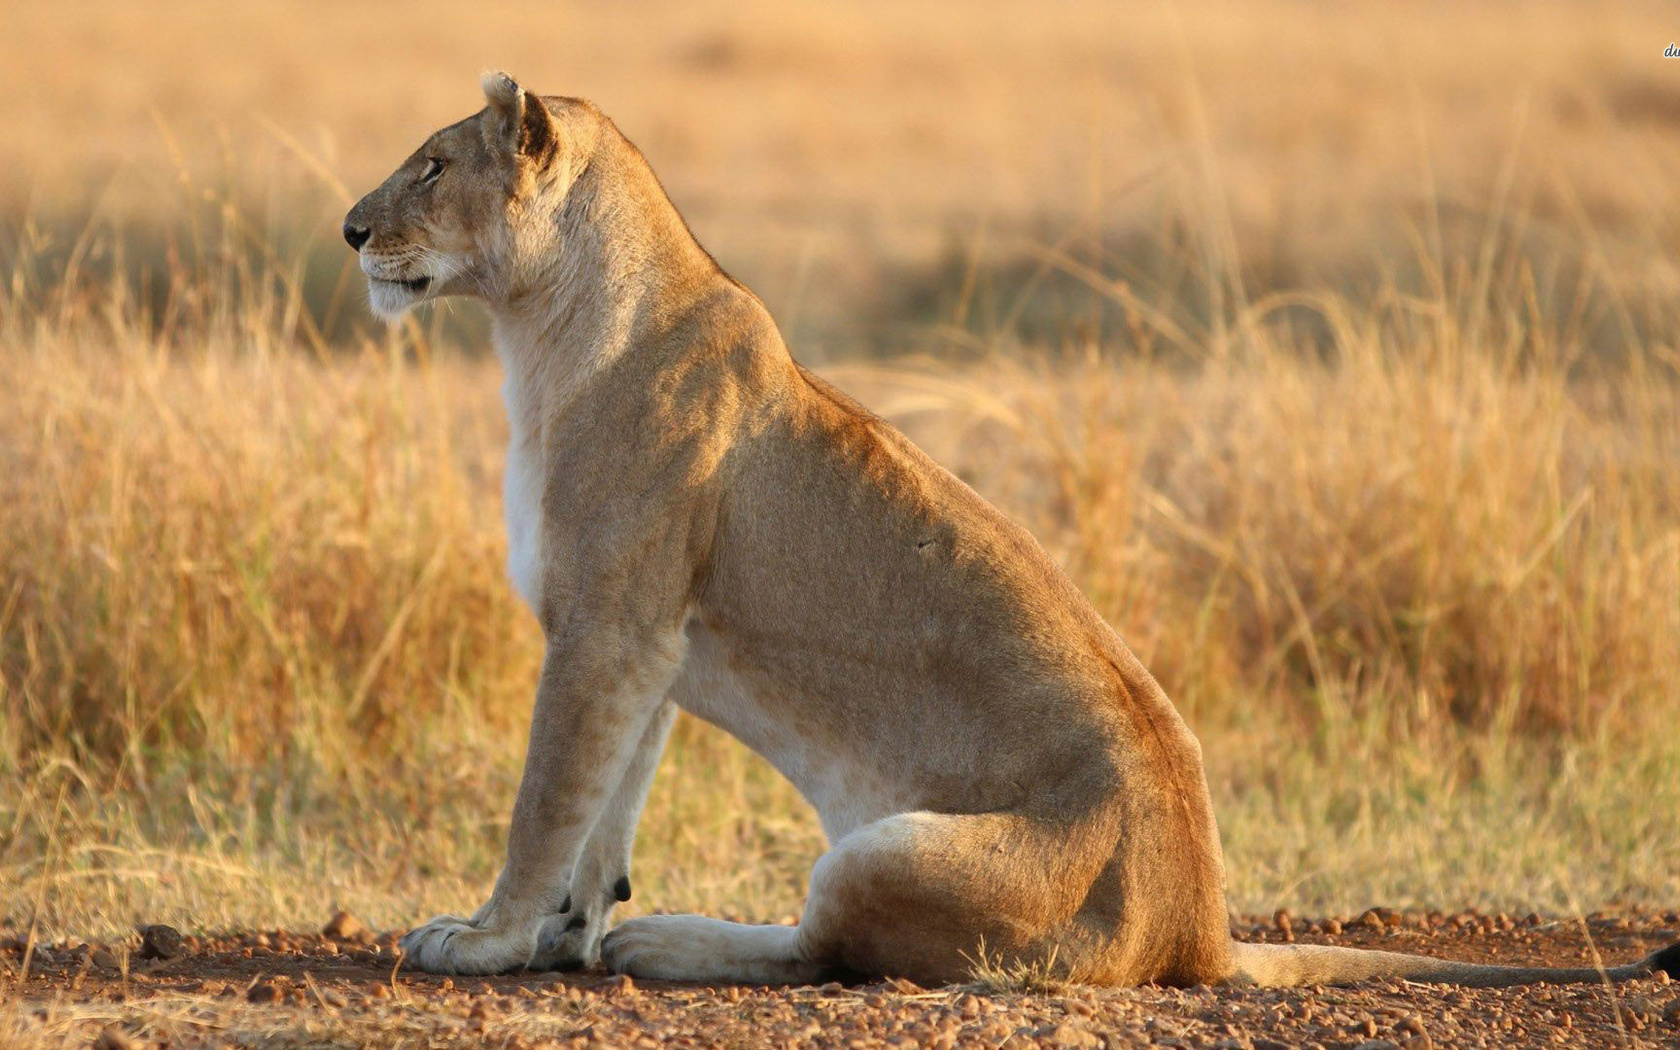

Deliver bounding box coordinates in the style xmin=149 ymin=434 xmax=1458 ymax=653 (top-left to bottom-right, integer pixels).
xmin=341 ymin=72 xmax=1679 ymax=988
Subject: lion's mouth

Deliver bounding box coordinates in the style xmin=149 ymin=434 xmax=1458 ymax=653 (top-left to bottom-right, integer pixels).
xmin=373 ymin=275 xmax=432 ymax=294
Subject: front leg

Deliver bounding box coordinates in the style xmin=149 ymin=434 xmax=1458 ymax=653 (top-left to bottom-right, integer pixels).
xmin=529 ymin=698 xmax=677 ymax=970
xmin=401 ymin=627 xmax=685 ymax=975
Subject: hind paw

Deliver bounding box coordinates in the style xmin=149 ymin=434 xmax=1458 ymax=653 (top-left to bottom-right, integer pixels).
xmin=601 ymin=915 xmax=822 ymax=984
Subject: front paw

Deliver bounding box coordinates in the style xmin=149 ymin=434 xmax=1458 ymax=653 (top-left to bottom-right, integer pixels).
xmin=529 ymin=907 xmax=610 ymax=971
xmin=399 ymin=913 xmax=534 ymax=975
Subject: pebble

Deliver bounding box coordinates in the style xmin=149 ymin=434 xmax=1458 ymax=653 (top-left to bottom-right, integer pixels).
xmin=9 ymin=909 xmax=1678 ymax=1046
xmin=92 ymin=1029 xmax=138 ymax=1050
xmin=1037 ymin=1022 xmax=1101 ymax=1047
xmin=323 ymin=910 xmax=371 ymax=943
xmin=137 ymin=925 xmax=184 ymax=960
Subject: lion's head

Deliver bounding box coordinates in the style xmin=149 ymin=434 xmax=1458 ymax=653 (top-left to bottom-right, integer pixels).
xmin=343 ymin=72 xmax=600 ymax=320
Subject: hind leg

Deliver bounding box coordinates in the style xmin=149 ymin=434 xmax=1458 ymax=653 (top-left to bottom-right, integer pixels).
xmin=602 ymin=810 xmax=1104 ymax=985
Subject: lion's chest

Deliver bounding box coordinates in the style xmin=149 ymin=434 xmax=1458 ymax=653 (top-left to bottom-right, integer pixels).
xmin=502 ymin=378 xmax=545 ymax=612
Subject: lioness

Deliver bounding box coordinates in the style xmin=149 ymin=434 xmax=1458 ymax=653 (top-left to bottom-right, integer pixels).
xmin=343 ymin=72 xmax=1679 ymax=988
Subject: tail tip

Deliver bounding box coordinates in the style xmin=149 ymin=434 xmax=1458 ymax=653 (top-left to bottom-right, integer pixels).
xmin=1650 ymin=940 xmax=1680 ymax=979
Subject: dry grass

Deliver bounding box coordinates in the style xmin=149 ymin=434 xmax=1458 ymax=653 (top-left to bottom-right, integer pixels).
xmin=1 ymin=0 xmax=1678 ymax=958
xmin=6 ymin=1 xmax=1680 ymax=349
xmin=962 ymin=940 xmax=1078 ymax=996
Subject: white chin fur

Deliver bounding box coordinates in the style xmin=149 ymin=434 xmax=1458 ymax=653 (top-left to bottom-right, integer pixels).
xmin=367 ymin=279 xmax=427 ymax=322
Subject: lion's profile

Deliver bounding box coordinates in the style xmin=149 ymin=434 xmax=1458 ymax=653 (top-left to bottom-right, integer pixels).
xmin=341 ymin=72 xmax=1680 ymax=988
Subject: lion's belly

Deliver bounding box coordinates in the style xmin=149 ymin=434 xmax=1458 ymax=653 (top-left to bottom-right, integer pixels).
xmin=669 ymin=618 xmax=905 ymax=844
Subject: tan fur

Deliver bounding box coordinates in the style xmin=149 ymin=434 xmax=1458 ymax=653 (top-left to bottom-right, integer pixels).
xmin=345 ymin=74 xmax=1680 ymax=988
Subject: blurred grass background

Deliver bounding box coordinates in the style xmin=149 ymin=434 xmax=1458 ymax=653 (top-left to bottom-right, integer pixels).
xmin=2 ymin=0 xmax=1678 ymax=943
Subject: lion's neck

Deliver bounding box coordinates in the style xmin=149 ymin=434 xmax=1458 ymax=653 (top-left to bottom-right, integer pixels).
xmin=489 ymin=137 xmax=716 ymax=419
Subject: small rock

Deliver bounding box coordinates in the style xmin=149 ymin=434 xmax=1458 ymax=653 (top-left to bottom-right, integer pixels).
xmin=323 ymin=910 xmax=370 ymax=943
xmin=1357 ymin=909 xmax=1387 ymax=932
xmin=1253 ymin=1040 xmax=1292 ymax=1050
xmin=1043 ymin=1023 xmax=1101 ymax=1047
xmin=246 ymin=981 xmax=280 ymax=1004
xmin=1352 ymin=1042 xmax=1401 ymax=1050
xmin=602 ymin=973 xmax=635 ymax=996
xmin=136 ymin=925 xmax=184 ymax=960
xmin=92 ymin=1029 xmax=139 ymax=1050
xmin=1273 ymin=909 xmax=1292 ymax=935
xmin=91 ymin=948 xmax=119 ymax=970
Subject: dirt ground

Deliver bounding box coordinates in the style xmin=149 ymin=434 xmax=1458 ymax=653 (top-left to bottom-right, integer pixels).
xmin=4 ymin=910 xmax=1677 ymax=1049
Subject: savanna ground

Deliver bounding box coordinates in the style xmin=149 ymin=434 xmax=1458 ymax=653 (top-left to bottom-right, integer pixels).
xmin=3 ymin=1 xmax=1680 ymax=1045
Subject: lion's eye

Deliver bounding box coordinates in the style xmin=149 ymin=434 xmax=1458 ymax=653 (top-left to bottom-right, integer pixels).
xmin=420 ymin=158 xmax=446 ymax=184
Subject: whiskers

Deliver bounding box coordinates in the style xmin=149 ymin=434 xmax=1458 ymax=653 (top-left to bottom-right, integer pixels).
xmin=359 ymin=244 xmax=492 ymax=322
xmin=412 ymin=245 xmax=489 ymax=298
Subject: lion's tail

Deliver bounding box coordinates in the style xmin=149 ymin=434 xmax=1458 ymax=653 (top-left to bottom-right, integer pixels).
xmin=1226 ymin=938 xmax=1680 ymax=989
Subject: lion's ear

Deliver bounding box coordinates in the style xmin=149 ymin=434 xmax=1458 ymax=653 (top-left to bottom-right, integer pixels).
xmin=481 ymin=71 xmax=558 ymax=168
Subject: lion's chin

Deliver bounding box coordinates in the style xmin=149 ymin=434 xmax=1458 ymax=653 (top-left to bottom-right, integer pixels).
xmin=367 ymin=276 xmax=433 ymax=321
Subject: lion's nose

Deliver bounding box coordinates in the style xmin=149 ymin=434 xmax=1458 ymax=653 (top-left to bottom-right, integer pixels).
xmin=342 ymin=223 xmax=371 ymax=251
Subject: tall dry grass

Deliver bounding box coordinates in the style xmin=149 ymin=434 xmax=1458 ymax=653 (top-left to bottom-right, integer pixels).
xmin=7 ymin=0 xmax=1680 ymax=351
xmin=2 ymin=166 xmax=1677 ymax=940
xmin=874 ymin=326 xmax=1680 ymax=741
